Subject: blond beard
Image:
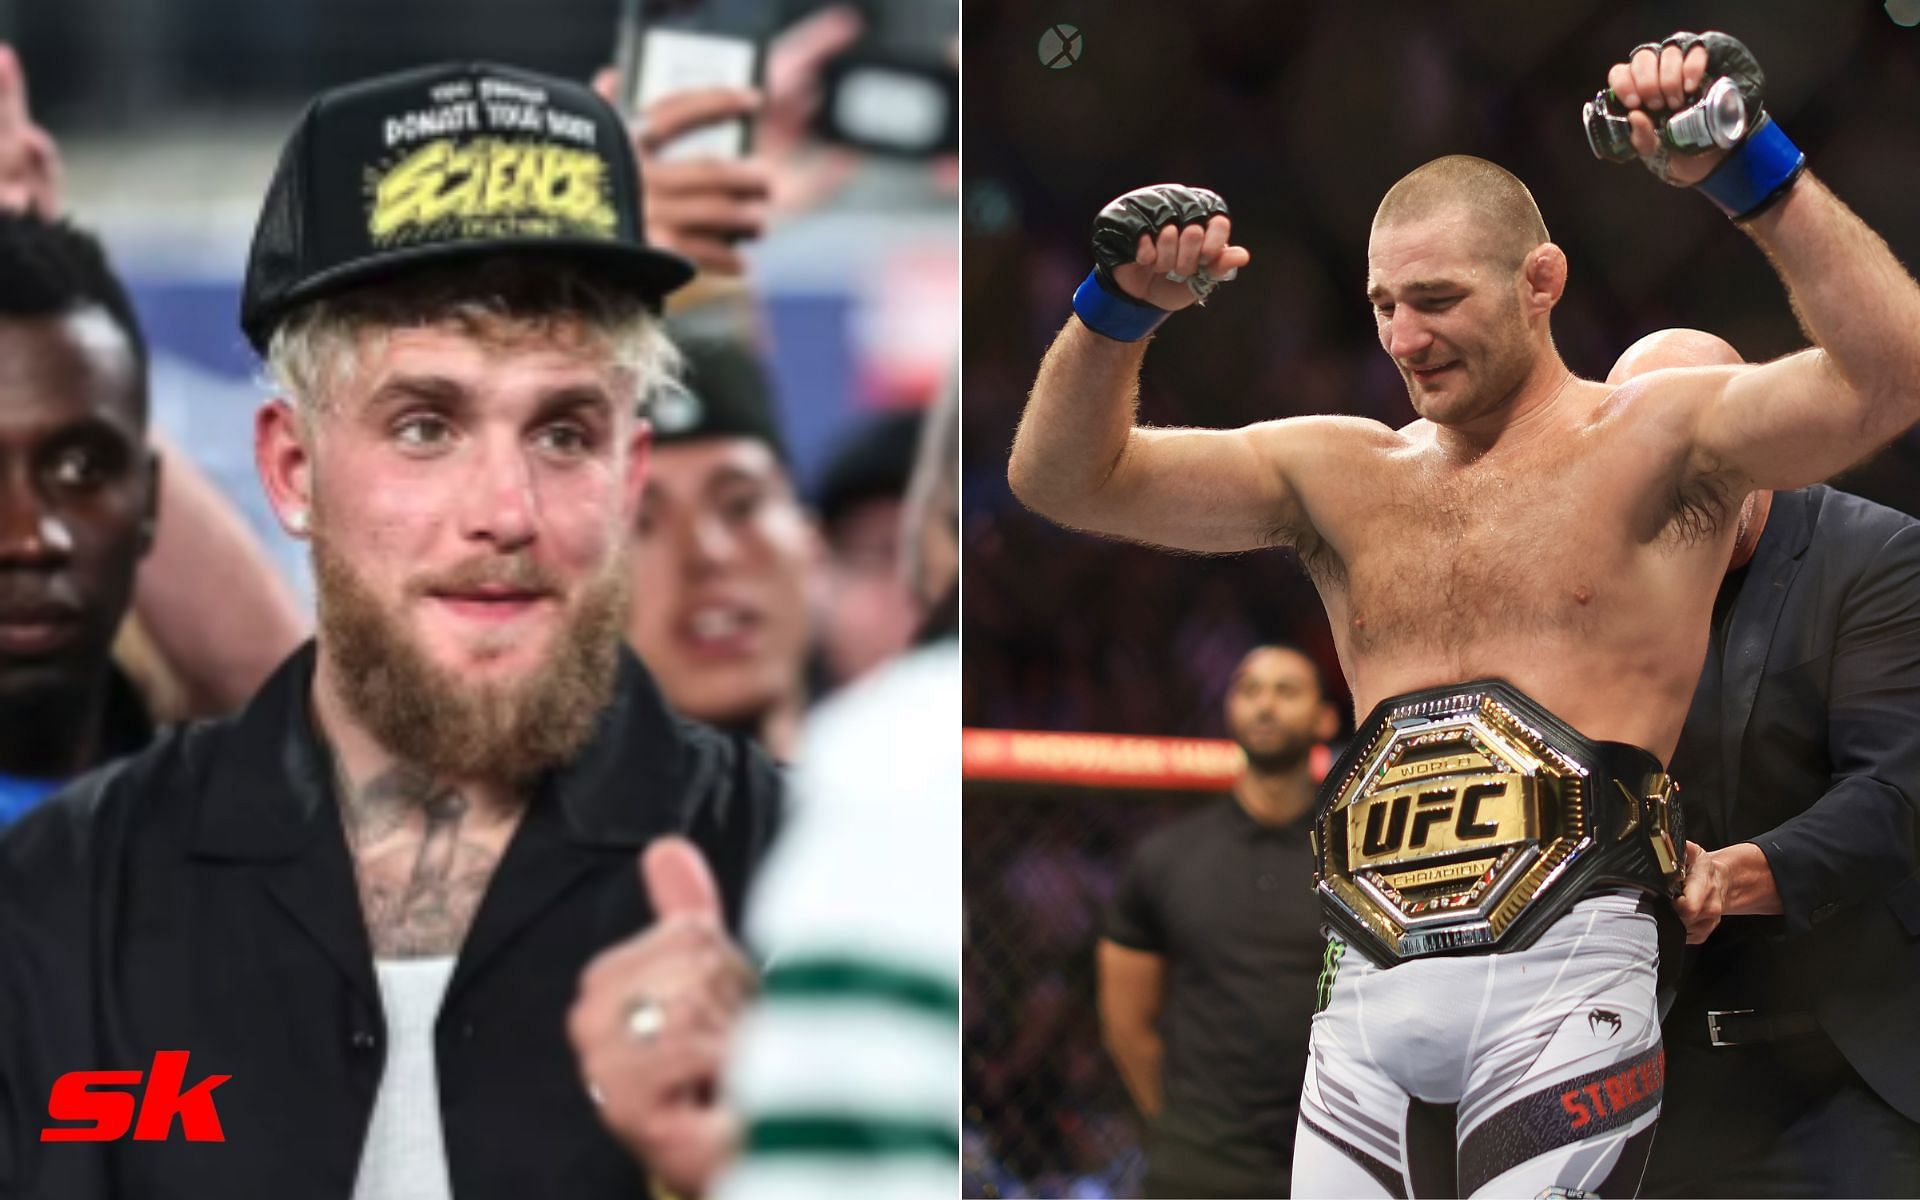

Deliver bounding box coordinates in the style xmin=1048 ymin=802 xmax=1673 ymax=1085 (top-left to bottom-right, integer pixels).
xmin=311 ymin=529 xmax=628 ymax=784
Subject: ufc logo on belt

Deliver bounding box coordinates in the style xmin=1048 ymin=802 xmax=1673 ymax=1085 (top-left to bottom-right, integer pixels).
xmin=1358 ymin=779 xmax=1510 ymax=857
xmin=40 ymin=1051 xmax=232 ymax=1143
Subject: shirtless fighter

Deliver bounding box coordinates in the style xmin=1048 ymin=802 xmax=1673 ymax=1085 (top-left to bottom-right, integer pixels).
xmin=1009 ymin=32 xmax=1920 ymax=1198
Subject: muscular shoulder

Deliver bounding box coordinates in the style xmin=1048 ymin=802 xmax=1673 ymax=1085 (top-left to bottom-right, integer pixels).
xmin=1586 ymin=370 xmax=1695 ymax=427
xmin=1592 ymin=367 xmax=1741 ymax=468
xmin=1566 ymin=372 xmax=1757 ymax=541
xmin=1247 ymin=415 xmax=1408 ymax=525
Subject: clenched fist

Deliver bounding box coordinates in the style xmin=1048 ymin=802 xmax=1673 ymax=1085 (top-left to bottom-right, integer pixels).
xmin=1092 ymin=184 xmax=1250 ymax=312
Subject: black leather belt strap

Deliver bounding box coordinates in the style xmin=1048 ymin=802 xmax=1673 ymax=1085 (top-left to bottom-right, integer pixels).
xmin=1706 ymin=1008 xmax=1822 ymax=1047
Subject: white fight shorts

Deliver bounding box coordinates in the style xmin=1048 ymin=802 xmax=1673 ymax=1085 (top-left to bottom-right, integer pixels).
xmin=1294 ymin=889 xmax=1663 ymax=1199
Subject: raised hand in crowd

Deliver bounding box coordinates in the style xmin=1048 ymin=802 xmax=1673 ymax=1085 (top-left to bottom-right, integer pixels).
xmin=594 ymin=5 xmax=864 ymax=276
xmin=0 ymin=45 xmax=60 ymax=218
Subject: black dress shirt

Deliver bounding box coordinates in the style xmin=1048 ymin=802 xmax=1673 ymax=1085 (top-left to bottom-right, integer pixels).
xmin=0 ymin=642 xmax=781 ymax=1199
xmin=1106 ymin=796 xmax=1324 ymax=1198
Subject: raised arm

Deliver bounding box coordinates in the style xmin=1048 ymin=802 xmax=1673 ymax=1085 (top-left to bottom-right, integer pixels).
xmin=1011 ymin=323 xmax=1358 ymax=552
xmin=1690 ymin=177 xmax=1920 ymax=489
xmin=1008 ymin=184 xmax=1351 ymax=554
xmin=1598 ymin=34 xmax=1920 ymax=491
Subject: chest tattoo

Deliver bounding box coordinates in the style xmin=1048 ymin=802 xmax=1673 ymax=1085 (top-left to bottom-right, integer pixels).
xmin=341 ymin=764 xmax=507 ymax=958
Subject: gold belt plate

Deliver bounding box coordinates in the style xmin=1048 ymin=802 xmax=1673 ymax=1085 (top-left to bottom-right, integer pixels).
xmin=1316 ymin=691 xmax=1591 ymax=956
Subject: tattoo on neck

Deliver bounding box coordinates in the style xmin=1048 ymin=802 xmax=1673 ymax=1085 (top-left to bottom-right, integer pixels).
xmin=338 ymin=762 xmax=505 ymax=959
xmin=340 ymin=762 xmax=430 ymax=849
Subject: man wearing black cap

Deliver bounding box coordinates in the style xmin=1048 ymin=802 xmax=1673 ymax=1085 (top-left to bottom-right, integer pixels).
xmin=627 ymin=327 xmax=821 ymax=760
xmin=0 ymin=62 xmax=780 ymax=1200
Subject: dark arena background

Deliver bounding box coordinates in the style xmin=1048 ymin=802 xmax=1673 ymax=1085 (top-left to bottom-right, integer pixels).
xmin=960 ymin=2 xmax=1920 ymax=1196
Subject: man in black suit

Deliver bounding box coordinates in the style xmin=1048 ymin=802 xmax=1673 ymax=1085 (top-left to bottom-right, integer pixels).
xmin=1609 ymin=330 xmax=1920 ymax=1197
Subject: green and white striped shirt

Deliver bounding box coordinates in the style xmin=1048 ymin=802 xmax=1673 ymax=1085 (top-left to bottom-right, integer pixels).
xmin=714 ymin=639 xmax=959 ymax=1200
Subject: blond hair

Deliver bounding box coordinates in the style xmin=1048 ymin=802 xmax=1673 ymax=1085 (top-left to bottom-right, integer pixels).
xmin=264 ymin=256 xmax=679 ymax=422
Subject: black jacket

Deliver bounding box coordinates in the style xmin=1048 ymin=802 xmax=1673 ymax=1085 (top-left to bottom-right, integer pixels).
xmin=1664 ymin=485 xmax=1920 ymax=1119
xmin=0 ymin=642 xmax=782 ymax=1198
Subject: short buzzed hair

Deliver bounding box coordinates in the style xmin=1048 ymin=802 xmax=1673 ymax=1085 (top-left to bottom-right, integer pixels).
xmin=1372 ymin=155 xmax=1550 ymax=272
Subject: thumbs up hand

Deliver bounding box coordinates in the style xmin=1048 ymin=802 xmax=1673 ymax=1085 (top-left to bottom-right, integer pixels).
xmin=569 ymin=837 xmax=754 ymax=1196
xmin=643 ymin=835 xmax=726 ymax=922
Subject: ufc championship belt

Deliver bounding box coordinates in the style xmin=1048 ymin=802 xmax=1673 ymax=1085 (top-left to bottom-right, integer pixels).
xmin=1313 ymin=680 xmax=1686 ymax=969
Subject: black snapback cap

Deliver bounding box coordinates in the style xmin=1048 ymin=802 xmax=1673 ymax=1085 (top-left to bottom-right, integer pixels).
xmin=651 ymin=329 xmax=790 ymax=464
xmin=240 ymin=60 xmax=695 ymax=352
xmin=814 ymin=409 xmax=925 ymax=527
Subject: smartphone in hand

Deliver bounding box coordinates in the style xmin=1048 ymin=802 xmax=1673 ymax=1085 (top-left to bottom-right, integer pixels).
xmin=613 ymin=0 xmax=761 ymax=161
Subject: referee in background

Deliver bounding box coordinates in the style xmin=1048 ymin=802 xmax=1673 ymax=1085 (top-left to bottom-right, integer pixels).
xmin=1099 ymin=644 xmax=1337 ymax=1199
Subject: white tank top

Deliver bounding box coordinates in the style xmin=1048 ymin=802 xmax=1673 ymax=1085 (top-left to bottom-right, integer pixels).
xmin=352 ymin=956 xmax=457 ymax=1200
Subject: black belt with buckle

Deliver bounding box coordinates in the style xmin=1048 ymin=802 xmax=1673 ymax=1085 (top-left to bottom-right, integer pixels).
xmin=1706 ymin=1008 xmax=1822 ymax=1047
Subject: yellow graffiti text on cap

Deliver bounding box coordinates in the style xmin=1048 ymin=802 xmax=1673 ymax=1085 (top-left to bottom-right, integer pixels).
xmin=369 ymin=137 xmax=616 ymax=244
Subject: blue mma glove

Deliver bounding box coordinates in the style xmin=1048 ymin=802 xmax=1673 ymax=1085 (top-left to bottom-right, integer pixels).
xmin=1072 ymin=184 xmax=1234 ymax=342
xmin=1582 ymin=31 xmax=1804 ymax=220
